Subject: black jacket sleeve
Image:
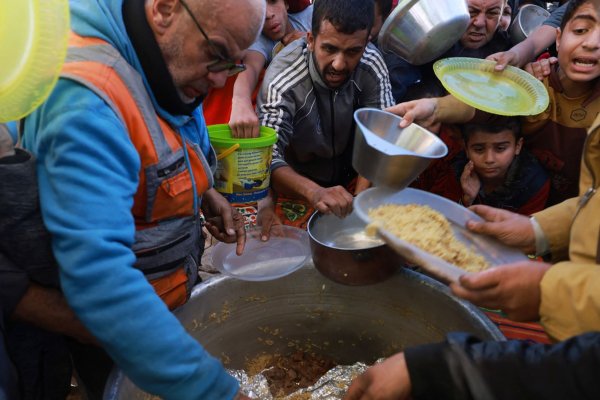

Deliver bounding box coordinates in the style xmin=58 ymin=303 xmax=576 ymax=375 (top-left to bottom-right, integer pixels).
xmin=0 ymin=312 xmax=19 ymax=400
xmin=405 ymin=332 xmax=600 ymax=400
xmin=0 ymin=252 xmax=30 ymax=317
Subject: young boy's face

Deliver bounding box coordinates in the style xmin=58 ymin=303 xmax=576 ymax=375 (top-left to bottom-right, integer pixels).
xmin=556 ymin=2 xmax=600 ymax=85
xmin=465 ymin=129 xmax=523 ymax=181
xmin=263 ymin=0 xmax=290 ymax=41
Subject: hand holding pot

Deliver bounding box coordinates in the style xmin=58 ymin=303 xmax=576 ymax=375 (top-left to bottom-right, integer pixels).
xmin=310 ymin=185 xmax=354 ymax=218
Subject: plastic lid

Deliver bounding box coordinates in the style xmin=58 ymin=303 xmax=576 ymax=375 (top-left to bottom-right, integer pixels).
xmin=211 ymin=225 xmax=310 ymax=281
xmin=0 ymin=0 xmax=70 ymax=122
xmin=208 ymin=124 xmax=277 ymax=148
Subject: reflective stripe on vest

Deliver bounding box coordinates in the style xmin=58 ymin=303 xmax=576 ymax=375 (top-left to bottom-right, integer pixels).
xmin=60 ymin=34 xmax=212 ymax=292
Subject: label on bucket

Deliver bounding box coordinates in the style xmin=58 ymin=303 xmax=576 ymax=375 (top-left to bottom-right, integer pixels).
xmin=214 ymin=145 xmax=273 ymax=203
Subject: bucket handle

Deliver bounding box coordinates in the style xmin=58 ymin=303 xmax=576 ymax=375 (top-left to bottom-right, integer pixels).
xmin=216 ymin=143 xmax=240 ymax=160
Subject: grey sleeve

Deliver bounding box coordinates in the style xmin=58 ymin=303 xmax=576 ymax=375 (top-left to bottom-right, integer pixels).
xmin=0 ymin=147 xmax=37 ymax=315
xmin=248 ymin=36 xmax=274 ymax=66
xmin=257 ymin=45 xmax=307 ymax=171
xmin=257 ymin=71 xmax=297 ymax=171
xmin=359 ymin=45 xmax=395 ymax=109
xmin=543 ymin=1 xmax=568 ymax=28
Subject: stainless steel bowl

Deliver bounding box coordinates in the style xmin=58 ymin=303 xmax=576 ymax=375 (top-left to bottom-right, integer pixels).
xmin=307 ymin=211 xmax=403 ymax=285
xmin=378 ymin=0 xmax=470 ymax=65
xmin=104 ymin=266 xmax=504 ymax=399
xmin=510 ymin=4 xmax=551 ymax=45
xmin=353 ymin=108 xmax=448 ymax=190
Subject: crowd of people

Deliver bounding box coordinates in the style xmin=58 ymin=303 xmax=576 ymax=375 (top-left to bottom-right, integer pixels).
xmin=1 ymin=0 xmax=598 ymax=399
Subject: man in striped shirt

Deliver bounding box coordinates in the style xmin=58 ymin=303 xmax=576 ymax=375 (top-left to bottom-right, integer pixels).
xmin=257 ymin=0 xmax=394 ymax=219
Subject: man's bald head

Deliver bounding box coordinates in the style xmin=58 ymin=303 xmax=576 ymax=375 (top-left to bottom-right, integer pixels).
xmin=192 ymin=0 xmax=265 ymax=50
xmin=147 ymin=0 xmax=265 ymax=102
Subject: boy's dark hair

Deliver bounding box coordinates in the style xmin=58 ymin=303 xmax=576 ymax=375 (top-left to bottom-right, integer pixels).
xmin=560 ymin=0 xmax=590 ymax=30
xmin=374 ymin=0 xmax=393 ymax=20
xmin=312 ymin=0 xmax=374 ymax=37
xmin=461 ymin=117 xmax=522 ymax=143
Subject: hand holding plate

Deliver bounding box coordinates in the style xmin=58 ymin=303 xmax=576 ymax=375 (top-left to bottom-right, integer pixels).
xmin=466 ymin=205 xmax=536 ymax=254
xmin=450 ymin=260 xmax=551 ymax=321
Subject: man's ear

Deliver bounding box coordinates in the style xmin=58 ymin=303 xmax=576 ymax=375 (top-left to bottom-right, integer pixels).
xmin=307 ymin=31 xmax=315 ymax=51
xmin=149 ymin=0 xmax=179 ymax=34
xmin=515 ymin=137 xmax=524 ymax=155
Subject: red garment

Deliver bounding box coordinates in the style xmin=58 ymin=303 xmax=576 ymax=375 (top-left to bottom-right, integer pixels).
xmin=203 ymin=1 xmax=309 ymax=124
xmin=484 ymin=311 xmax=552 ymax=344
xmin=288 ymin=0 xmax=312 ymax=13
xmin=410 ymin=126 xmax=464 ymax=202
xmin=202 ymin=70 xmax=265 ymax=126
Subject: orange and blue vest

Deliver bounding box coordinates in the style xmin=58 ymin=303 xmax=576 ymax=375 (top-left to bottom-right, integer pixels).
xmin=61 ymin=33 xmax=214 ymax=309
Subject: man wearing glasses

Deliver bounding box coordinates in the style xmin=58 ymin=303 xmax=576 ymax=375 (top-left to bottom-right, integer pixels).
xmin=16 ymin=0 xmax=265 ymax=399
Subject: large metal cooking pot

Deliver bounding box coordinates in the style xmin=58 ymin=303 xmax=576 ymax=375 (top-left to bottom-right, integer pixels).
xmin=510 ymin=4 xmax=551 ymax=45
xmin=307 ymin=211 xmax=403 ymax=285
xmin=378 ymin=0 xmax=470 ymax=65
xmin=104 ymin=266 xmax=503 ymax=399
xmin=353 ymin=108 xmax=448 ymax=190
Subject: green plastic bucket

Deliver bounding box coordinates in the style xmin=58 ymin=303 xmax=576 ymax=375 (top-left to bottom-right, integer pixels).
xmin=208 ymin=124 xmax=278 ymax=203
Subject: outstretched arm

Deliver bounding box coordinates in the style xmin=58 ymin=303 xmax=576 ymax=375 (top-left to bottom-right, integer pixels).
xmin=487 ymin=24 xmax=558 ymax=70
xmin=12 ymin=283 xmax=96 ymax=344
xmin=386 ymin=95 xmax=476 ymax=129
xmin=345 ymin=332 xmax=600 ymax=400
xmin=229 ymin=51 xmax=267 ymax=138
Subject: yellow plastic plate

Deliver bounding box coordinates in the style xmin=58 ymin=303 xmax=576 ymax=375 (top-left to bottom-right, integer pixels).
xmin=433 ymin=57 xmax=549 ymax=116
xmin=0 ymin=0 xmax=70 ymax=122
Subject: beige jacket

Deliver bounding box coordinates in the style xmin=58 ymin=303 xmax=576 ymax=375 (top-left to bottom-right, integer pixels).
xmin=535 ymin=114 xmax=600 ymax=341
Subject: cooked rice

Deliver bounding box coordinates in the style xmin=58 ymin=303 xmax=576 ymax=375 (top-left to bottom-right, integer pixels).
xmin=367 ymin=204 xmax=489 ymax=272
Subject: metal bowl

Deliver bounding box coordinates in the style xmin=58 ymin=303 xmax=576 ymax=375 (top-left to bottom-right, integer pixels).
xmin=510 ymin=4 xmax=551 ymax=45
xmin=378 ymin=0 xmax=470 ymax=65
xmin=104 ymin=266 xmax=504 ymax=399
xmin=353 ymin=108 xmax=448 ymax=190
xmin=307 ymin=211 xmax=403 ymax=285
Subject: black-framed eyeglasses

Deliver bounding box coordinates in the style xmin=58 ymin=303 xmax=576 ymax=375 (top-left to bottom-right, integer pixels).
xmin=179 ymin=0 xmax=246 ymax=76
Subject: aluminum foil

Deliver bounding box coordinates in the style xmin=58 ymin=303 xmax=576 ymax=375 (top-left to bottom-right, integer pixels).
xmin=229 ymin=361 xmax=377 ymax=399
